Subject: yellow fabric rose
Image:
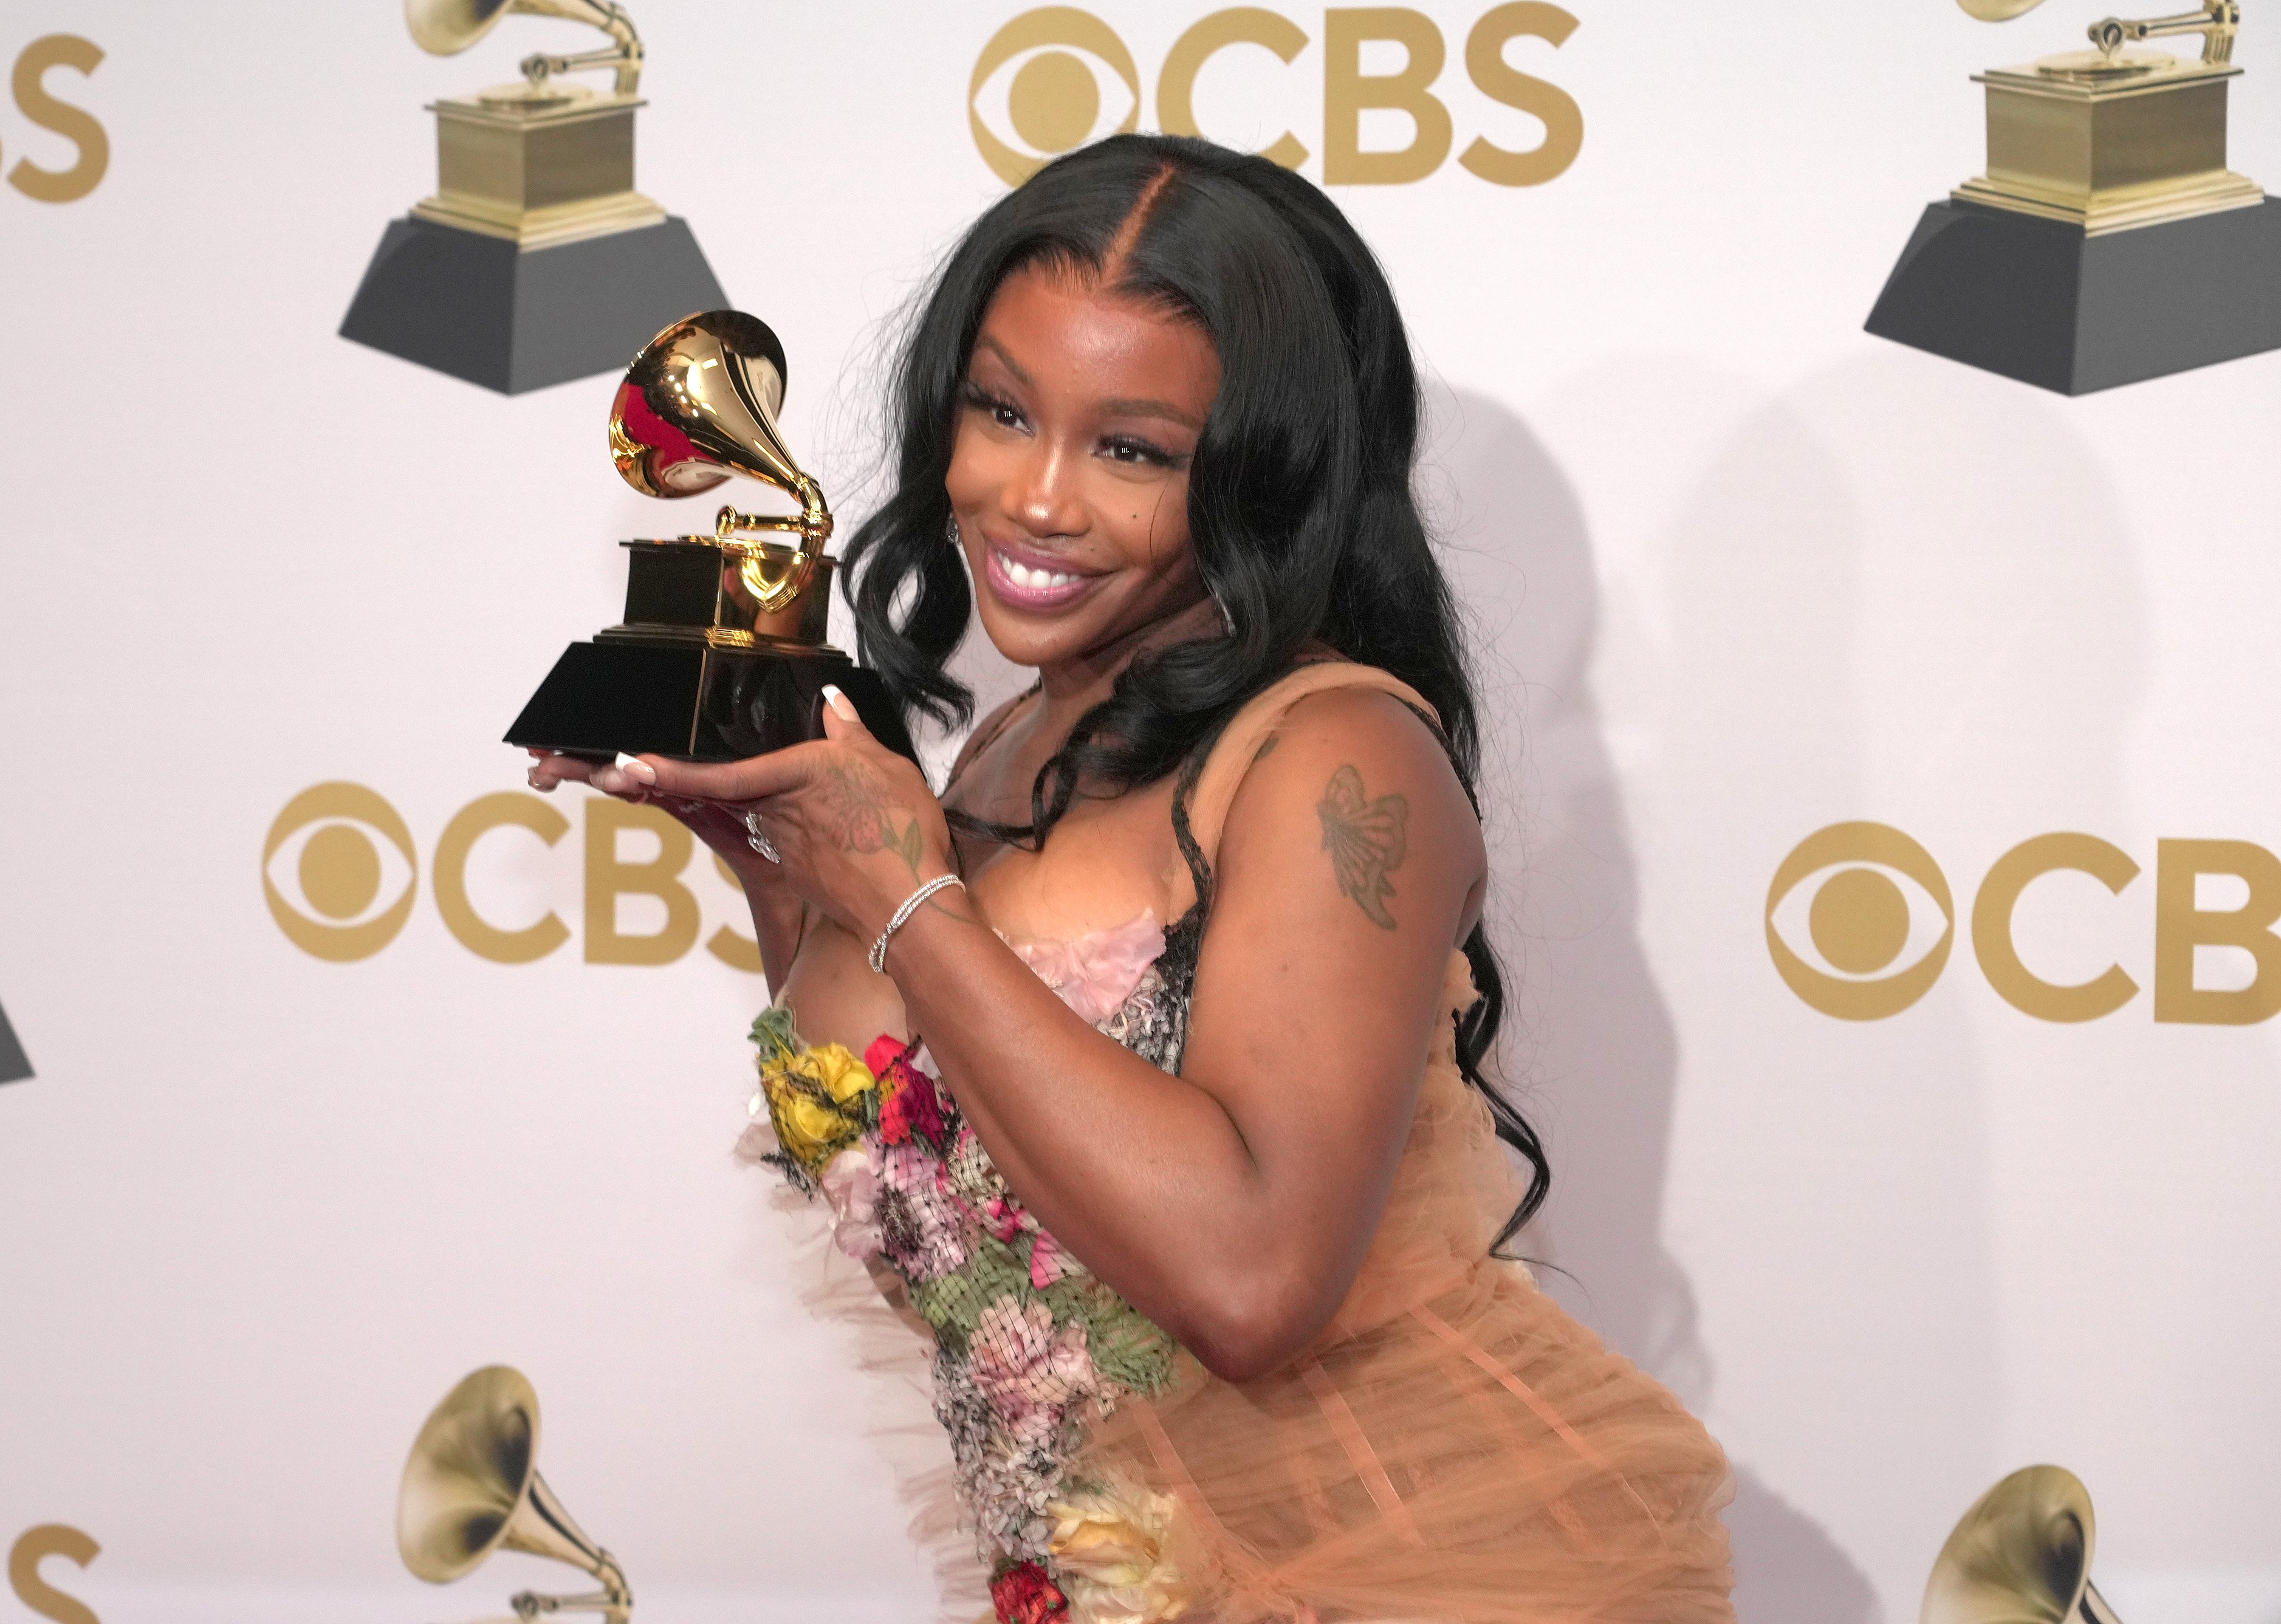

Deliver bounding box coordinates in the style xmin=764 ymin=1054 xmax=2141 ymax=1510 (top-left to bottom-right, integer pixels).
xmin=1048 ymin=1484 xmax=1188 ymax=1623
xmin=759 ymin=1044 xmax=876 ymax=1177
xmin=803 ymin=1042 xmax=877 ymax=1105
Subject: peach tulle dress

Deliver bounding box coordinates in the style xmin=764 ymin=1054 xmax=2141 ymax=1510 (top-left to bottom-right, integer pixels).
xmin=745 ymin=664 xmax=1735 ymax=1624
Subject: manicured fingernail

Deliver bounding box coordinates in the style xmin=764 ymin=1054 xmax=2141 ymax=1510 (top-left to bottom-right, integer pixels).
xmin=527 ymin=766 xmax=555 ymax=793
xmin=822 ymin=684 xmax=857 ymax=721
xmin=613 ymin=751 xmax=657 ymax=784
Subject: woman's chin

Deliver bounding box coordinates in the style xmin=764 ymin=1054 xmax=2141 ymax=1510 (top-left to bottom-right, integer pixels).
xmin=975 ymin=606 xmax=1106 ymax=670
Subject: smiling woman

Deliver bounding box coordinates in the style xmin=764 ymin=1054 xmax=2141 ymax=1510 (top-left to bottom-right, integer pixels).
xmin=533 ymin=134 xmax=1734 ymax=1624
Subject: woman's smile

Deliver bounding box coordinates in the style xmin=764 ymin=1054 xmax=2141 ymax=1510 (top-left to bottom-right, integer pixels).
xmin=982 ymin=533 xmax=1108 ymax=612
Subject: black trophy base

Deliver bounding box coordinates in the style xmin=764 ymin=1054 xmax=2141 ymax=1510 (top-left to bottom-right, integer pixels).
xmin=1866 ymin=197 xmax=2281 ymax=395
xmin=506 ymin=640 xmax=918 ymax=765
xmin=339 ymin=215 xmax=728 ymax=396
xmin=0 ymin=998 xmax=29 ymax=1086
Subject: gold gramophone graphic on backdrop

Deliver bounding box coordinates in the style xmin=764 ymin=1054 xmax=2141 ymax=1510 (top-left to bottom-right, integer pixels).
xmin=399 ymin=1366 xmax=633 ymax=1623
xmin=339 ymin=1 xmax=726 ymax=396
xmin=504 ymin=310 xmax=916 ymax=762
xmin=1921 ymin=1465 xmax=2125 ymax=1624
xmin=1866 ymin=1 xmax=2281 ymax=394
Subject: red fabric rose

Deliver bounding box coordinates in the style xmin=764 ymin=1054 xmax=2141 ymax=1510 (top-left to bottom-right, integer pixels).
xmin=867 ymin=1034 xmax=947 ymax=1148
xmin=990 ymin=1560 xmax=1069 ymax=1624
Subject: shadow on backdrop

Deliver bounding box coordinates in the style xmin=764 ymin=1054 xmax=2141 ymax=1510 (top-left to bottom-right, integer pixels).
xmin=1422 ymin=386 xmax=1879 ymax=1624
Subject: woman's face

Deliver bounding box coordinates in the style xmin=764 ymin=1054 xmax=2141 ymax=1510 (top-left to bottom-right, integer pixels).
xmin=946 ymin=262 xmax=1222 ymax=673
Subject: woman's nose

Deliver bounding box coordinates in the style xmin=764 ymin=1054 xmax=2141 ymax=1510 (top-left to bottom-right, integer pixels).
xmin=1000 ymin=439 xmax=1086 ymax=539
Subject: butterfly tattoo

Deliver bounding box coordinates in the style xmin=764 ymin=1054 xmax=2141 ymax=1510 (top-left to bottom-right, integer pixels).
xmin=1317 ymin=764 xmax=1408 ymax=930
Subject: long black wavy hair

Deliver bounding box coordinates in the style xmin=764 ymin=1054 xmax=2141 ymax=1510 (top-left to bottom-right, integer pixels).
xmin=842 ymin=133 xmax=1548 ymax=1244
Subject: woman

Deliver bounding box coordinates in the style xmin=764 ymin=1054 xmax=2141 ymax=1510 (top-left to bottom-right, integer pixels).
xmin=534 ymin=134 xmax=1733 ymax=1624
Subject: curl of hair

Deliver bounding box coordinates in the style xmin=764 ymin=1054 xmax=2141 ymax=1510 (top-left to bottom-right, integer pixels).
xmin=842 ymin=134 xmax=1547 ymax=1242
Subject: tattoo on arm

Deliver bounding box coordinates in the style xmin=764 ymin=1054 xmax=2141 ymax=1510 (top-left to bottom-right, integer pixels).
xmin=818 ymin=761 xmax=925 ymax=877
xmin=1317 ymin=764 xmax=1408 ymax=930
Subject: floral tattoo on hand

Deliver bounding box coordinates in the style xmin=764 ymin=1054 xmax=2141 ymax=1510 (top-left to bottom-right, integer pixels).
xmin=818 ymin=760 xmax=926 ymax=877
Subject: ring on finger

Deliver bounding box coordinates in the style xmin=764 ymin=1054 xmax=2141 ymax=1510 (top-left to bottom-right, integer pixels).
xmin=744 ymin=809 xmax=780 ymax=863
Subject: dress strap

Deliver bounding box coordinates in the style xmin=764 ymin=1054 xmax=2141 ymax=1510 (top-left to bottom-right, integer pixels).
xmin=1169 ymin=662 xmax=1439 ymax=919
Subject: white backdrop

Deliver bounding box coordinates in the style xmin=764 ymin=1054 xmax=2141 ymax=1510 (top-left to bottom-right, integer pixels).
xmin=3 ymin=4 xmax=2279 ymax=1622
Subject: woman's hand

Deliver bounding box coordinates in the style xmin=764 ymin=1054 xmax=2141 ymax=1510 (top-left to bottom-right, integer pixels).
xmin=525 ymin=747 xmax=791 ymax=899
xmin=577 ymin=685 xmax=955 ymax=945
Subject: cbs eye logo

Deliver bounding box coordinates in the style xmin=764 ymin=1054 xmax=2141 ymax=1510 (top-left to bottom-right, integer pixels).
xmin=970 ymin=4 xmax=1584 ymax=188
xmin=971 ymin=9 xmax=1141 ymax=186
xmin=1765 ymin=823 xmax=1954 ymax=1021
xmin=262 ymin=783 xmax=761 ymax=970
xmin=1769 ymin=823 xmax=2281 ymax=1026
xmin=262 ymin=783 xmax=420 ymax=963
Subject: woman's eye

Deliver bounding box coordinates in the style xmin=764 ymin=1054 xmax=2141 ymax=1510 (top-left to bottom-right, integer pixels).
xmin=1102 ymin=437 xmax=1183 ymax=468
xmin=962 ymin=385 xmax=1027 ymax=431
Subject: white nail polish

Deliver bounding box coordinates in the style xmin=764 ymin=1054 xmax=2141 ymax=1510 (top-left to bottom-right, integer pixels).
xmin=822 ymin=684 xmax=857 ymax=721
xmin=613 ymin=751 xmax=657 ymax=784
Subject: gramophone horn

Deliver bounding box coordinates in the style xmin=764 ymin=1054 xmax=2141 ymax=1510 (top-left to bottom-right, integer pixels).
xmin=398 ymin=1365 xmax=633 ymax=1623
xmin=405 ymin=0 xmax=643 ymax=95
xmin=1957 ymin=0 xmax=2049 ymax=19
xmin=610 ymin=310 xmax=834 ymax=616
xmin=1923 ymin=1465 xmax=2124 ymax=1624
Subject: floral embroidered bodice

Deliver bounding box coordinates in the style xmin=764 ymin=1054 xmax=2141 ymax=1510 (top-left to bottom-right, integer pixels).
xmin=747 ymin=909 xmax=1205 ymax=1620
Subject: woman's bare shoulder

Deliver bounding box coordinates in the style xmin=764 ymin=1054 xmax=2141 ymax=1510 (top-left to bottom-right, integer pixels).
xmin=1214 ymin=682 xmax=1485 ymax=934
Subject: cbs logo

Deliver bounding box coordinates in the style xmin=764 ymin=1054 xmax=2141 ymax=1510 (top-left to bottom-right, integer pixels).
xmin=5 ymin=35 xmax=106 ymax=204
xmin=970 ymin=4 xmax=1582 ymax=187
xmin=1769 ymin=823 xmax=2281 ymax=1026
xmin=9 ymin=1525 xmax=99 ymax=1624
xmin=261 ymin=784 xmax=761 ymax=971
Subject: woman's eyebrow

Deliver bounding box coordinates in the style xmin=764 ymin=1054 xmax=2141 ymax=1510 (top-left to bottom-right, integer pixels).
xmin=1102 ymin=396 xmax=1204 ymax=431
xmin=974 ymin=335 xmax=1033 ymax=386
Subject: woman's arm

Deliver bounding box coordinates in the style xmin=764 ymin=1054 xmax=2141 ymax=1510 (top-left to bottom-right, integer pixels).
xmin=895 ymin=687 xmax=1483 ymax=1378
xmin=597 ymin=687 xmax=1485 ymax=1380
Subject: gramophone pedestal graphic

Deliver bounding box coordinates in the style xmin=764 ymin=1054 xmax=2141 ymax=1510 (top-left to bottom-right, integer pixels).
xmin=1868 ymin=1 xmax=2281 ymax=394
xmin=506 ymin=310 xmax=916 ymax=763
xmin=341 ymin=1 xmax=725 ymax=396
xmin=400 ymin=1366 xmax=634 ymax=1623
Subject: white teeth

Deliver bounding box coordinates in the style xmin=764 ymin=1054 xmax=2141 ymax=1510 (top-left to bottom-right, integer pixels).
xmin=1002 ymin=553 xmax=1078 ymax=592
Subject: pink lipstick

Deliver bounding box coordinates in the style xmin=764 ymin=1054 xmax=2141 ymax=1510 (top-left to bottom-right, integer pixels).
xmin=981 ymin=538 xmax=1102 ymax=612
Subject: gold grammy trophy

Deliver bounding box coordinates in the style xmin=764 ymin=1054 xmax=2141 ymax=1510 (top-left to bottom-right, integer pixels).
xmin=340 ymin=1 xmax=726 ymax=395
xmin=398 ymin=1366 xmax=634 ymax=1623
xmin=504 ymin=310 xmax=916 ymax=762
xmin=1922 ymin=1465 xmax=2125 ymax=1624
xmin=1866 ymin=1 xmax=2281 ymax=392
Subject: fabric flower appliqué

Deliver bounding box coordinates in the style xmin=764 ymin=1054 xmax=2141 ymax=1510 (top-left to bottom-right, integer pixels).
xmin=990 ymin=1559 xmax=1071 ymax=1624
xmin=1048 ymin=1482 xmax=1190 ymax=1624
xmin=746 ymin=993 xmax=1183 ymax=1594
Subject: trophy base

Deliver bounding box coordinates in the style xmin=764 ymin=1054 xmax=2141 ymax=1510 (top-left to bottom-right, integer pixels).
xmin=338 ymin=213 xmax=727 ymax=395
xmin=1865 ymin=196 xmax=2281 ymax=394
xmin=0 ymin=998 xmax=29 ymax=1086
xmin=505 ymin=639 xmax=919 ymax=765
